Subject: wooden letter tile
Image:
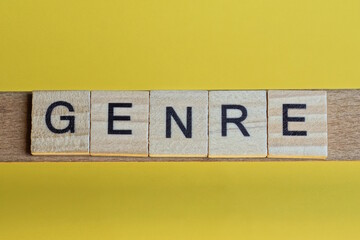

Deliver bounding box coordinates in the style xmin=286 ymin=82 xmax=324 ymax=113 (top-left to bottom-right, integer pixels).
xmin=90 ymin=91 xmax=149 ymax=156
xmin=31 ymin=91 xmax=90 ymax=155
xmin=209 ymin=91 xmax=267 ymax=158
xmin=149 ymin=91 xmax=208 ymax=157
xmin=268 ymin=90 xmax=328 ymax=159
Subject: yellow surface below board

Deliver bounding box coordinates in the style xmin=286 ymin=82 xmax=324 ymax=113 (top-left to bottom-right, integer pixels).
xmin=1 ymin=0 xmax=360 ymax=239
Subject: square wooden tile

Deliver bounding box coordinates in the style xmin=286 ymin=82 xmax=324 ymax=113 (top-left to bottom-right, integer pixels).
xmin=149 ymin=91 xmax=208 ymax=157
xmin=31 ymin=91 xmax=90 ymax=155
xmin=90 ymin=91 xmax=149 ymax=156
xmin=209 ymin=91 xmax=267 ymax=158
xmin=268 ymin=90 xmax=328 ymax=159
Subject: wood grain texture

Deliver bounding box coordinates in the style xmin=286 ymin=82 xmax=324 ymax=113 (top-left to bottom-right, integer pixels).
xmin=31 ymin=91 xmax=90 ymax=155
xmin=268 ymin=91 xmax=327 ymax=159
xmin=149 ymin=91 xmax=208 ymax=157
xmin=208 ymin=91 xmax=267 ymax=158
xmin=90 ymin=91 xmax=149 ymax=156
xmin=0 ymin=90 xmax=359 ymax=161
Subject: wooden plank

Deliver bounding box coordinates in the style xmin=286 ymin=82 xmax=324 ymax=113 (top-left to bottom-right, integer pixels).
xmin=0 ymin=90 xmax=359 ymax=162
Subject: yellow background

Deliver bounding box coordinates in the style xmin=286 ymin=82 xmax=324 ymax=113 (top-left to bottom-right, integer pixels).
xmin=0 ymin=0 xmax=360 ymax=239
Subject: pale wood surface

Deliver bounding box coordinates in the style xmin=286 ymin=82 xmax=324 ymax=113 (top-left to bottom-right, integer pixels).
xmin=0 ymin=90 xmax=359 ymax=161
xmin=90 ymin=91 xmax=149 ymax=156
xmin=208 ymin=91 xmax=267 ymax=158
xmin=149 ymin=91 xmax=208 ymax=157
xmin=31 ymin=91 xmax=90 ymax=155
xmin=268 ymin=91 xmax=327 ymax=159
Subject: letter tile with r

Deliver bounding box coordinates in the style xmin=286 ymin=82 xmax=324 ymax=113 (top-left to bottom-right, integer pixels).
xmin=208 ymin=91 xmax=267 ymax=158
xmin=31 ymin=91 xmax=90 ymax=155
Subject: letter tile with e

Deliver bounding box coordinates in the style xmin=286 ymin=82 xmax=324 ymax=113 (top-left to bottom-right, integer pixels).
xmin=149 ymin=91 xmax=208 ymax=157
xmin=209 ymin=91 xmax=267 ymax=158
xmin=31 ymin=91 xmax=90 ymax=155
xmin=90 ymin=91 xmax=149 ymax=156
xmin=267 ymin=90 xmax=328 ymax=159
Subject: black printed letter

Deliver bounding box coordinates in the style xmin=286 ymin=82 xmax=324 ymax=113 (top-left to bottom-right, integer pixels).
xmin=166 ymin=107 xmax=192 ymax=138
xmin=283 ymin=104 xmax=307 ymax=136
xmin=221 ymin=105 xmax=250 ymax=137
xmin=108 ymin=103 xmax=132 ymax=135
xmin=45 ymin=101 xmax=75 ymax=134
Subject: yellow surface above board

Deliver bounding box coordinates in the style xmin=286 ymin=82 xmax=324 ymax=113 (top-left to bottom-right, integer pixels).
xmin=1 ymin=1 xmax=360 ymax=240
xmin=0 ymin=0 xmax=360 ymax=90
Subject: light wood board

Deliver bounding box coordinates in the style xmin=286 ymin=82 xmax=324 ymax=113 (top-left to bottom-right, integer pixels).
xmin=0 ymin=90 xmax=359 ymax=161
